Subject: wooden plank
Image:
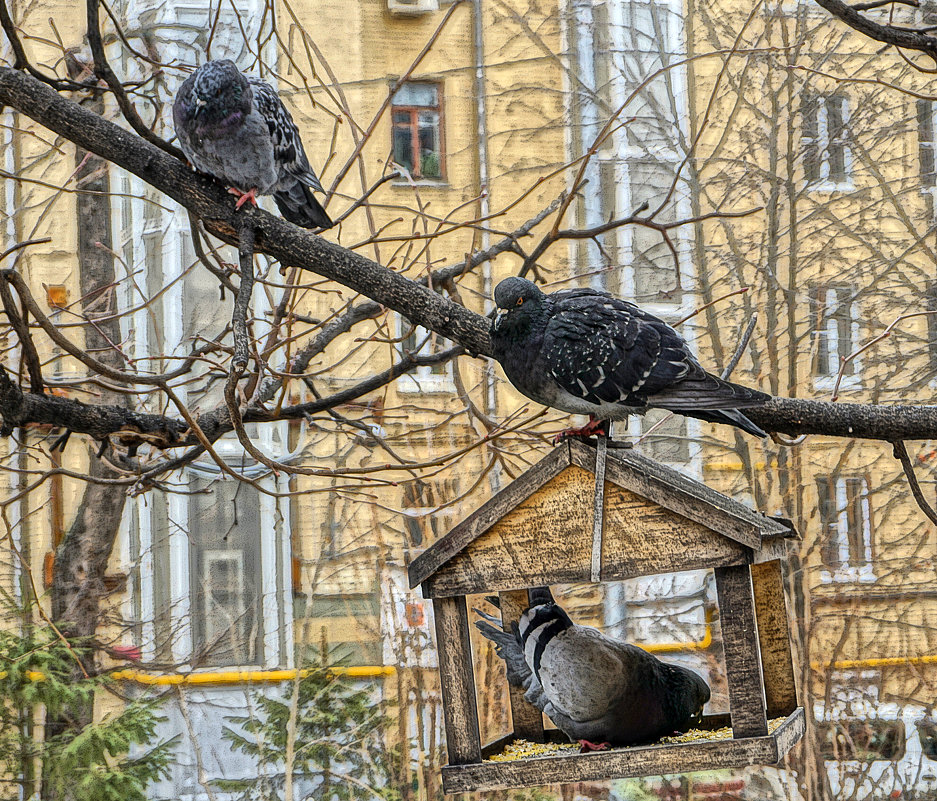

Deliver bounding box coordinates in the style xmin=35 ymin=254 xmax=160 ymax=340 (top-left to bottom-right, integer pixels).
xmin=774 ymin=706 xmax=806 ymax=760
xmin=591 ymin=436 xmax=609 ymax=582
xmin=714 ymin=564 xmax=769 ymax=738
xmin=441 ymin=708 xmax=806 ymax=794
xmin=433 ymin=596 xmax=481 ymax=765
xmin=499 ymin=589 xmax=545 ymax=741
xmin=751 ymin=560 xmax=799 ymax=718
xmin=409 ymin=444 xmax=571 ymax=589
xmin=571 ymin=440 xmax=776 ymax=549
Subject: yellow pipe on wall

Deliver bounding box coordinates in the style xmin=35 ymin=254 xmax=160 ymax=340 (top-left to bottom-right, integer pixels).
xmin=811 ymin=654 xmax=937 ymax=671
xmin=641 ymin=607 xmax=715 ymax=654
xmin=112 ymin=665 xmax=396 ymax=686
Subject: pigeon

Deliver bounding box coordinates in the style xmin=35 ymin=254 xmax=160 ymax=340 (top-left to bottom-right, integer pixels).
xmin=475 ymin=588 xmax=711 ymax=749
xmin=173 ymin=59 xmax=333 ymax=230
xmin=490 ymin=276 xmax=768 ymax=438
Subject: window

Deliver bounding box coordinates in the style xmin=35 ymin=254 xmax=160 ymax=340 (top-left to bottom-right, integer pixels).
xmin=811 ymin=286 xmax=858 ymax=380
xmin=817 ymin=475 xmax=874 ymax=580
xmin=392 ymin=82 xmax=444 ymax=180
xmin=397 ymin=315 xmax=453 ymax=392
xmin=402 ymin=477 xmax=460 ymax=547
xmin=803 ymin=94 xmax=851 ymax=186
xmin=818 ymin=720 xmax=905 ymax=761
xmin=919 ymin=100 xmax=937 ymax=189
xmin=918 ymin=718 xmax=937 ymax=760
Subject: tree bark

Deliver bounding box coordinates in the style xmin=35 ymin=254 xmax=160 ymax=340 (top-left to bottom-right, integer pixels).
xmin=46 ymin=54 xmax=129 ymax=743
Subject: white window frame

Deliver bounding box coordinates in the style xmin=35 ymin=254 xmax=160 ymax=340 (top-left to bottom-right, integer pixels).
xmin=813 ymin=286 xmax=861 ymax=391
xmin=818 ymin=476 xmax=875 ymax=585
xmin=804 ymin=94 xmax=853 ymax=191
xmin=395 ymin=315 xmax=455 ymax=393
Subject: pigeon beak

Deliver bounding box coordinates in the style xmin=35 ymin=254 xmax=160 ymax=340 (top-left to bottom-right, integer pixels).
xmin=493 ymin=309 xmax=506 ymax=331
xmin=193 ymin=96 xmax=206 ymax=117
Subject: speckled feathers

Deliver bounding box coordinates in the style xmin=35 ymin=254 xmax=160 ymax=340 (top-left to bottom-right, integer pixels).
xmin=173 ymin=60 xmax=332 ymax=229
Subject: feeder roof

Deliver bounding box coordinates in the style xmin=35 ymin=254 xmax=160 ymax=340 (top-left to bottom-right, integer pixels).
xmin=408 ymin=440 xmax=793 ymax=597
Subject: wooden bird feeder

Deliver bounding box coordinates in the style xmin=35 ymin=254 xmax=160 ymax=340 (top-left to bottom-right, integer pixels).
xmin=408 ymin=439 xmax=805 ymax=794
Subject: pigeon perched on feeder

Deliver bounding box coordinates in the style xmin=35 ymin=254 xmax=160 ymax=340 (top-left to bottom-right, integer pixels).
xmin=489 ymin=276 xmax=768 ymax=438
xmin=173 ymin=59 xmax=333 ymax=230
xmin=475 ymin=588 xmax=711 ymax=749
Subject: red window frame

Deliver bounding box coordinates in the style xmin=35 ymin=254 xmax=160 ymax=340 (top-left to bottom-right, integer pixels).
xmin=391 ymin=82 xmax=445 ymax=180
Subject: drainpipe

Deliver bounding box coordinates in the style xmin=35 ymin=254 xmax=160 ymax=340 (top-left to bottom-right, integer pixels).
xmin=473 ymin=0 xmax=501 ymax=492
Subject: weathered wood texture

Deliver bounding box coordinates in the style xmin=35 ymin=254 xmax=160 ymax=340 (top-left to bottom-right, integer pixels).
xmin=409 ymin=445 xmax=572 ymax=587
xmin=420 ymin=465 xmax=759 ymax=597
xmin=751 ymin=560 xmax=799 ymax=717
xmin=591 ymin=437 xmax=608 ymax=583
xmin=714 ymin=564 xmax=769 ymax=738
xmin=432 ymin=596 xmax=481 ymax=764
xmin=578 ymin=442 xmax=771 ymax=550
xmin=411 ymin=443 xmax=792 ymax=594
xmin=498 ymin=589 xmax=545 ymax=741
xmin=443 ymin=707 xmax=805 ymax=793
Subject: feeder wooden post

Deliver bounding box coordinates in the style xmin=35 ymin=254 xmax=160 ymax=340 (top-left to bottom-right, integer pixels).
xmin=433 ymin=595 xmax=482 ymax=764
xmin=752 ymin=559 xmax=799 ymax=717
xmin=499 ymin=589 xmax=546 ymax=741
xmin=714 ymin=563 xmax=768 ymax=738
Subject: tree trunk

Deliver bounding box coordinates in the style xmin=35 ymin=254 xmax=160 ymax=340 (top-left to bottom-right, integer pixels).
xmin=44 ymin=50 xmax=130 ymax=764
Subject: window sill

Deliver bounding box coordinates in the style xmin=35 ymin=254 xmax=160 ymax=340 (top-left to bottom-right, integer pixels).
xmin=819 ymin=567 xmax=876 ymax=584
xmin=806 ymin=180 xmax=854 ymax=193
xmin=392 ymin=179 xmax=449 ymax=188
xmin=397 ymin=377 xmax=455 ymax=394
xmin=813 ymin=375 xmax=861 ymax=393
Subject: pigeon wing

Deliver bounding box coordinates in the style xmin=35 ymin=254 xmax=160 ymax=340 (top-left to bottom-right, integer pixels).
xmin=546 ymin=289 xmax=767 ymax=411
xmin=542 ymin=291 xmax=670 ymax=407
xmin=248 ymin=78 xmax=324 ymax=192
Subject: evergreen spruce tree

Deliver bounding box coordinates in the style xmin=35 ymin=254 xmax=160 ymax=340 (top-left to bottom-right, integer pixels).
xmin=0 ymin=617 xmax=175 ymax=801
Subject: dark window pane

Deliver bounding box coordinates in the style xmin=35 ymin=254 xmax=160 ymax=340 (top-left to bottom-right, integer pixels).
xmin=817 ymin=476 xmax=839 ymax=567
xmin=189 ymin=478 xmax=262 ymax=667
xmin=828 ymin=143 xmax=847 ymax=183
xmin=393 ymin=123 xmax=414 ymax=172
xmin=845 ymin=478 xmax=867 ymax=565
xmin=802 ymin=94 xmax=819 ymax=139
xmin=927 ymin=284 xmax=937 ymax=370
xmin=919 ymin=100 xmax=936 ymax=187
xmin=819 ymin=720 xmax=905 ymax=761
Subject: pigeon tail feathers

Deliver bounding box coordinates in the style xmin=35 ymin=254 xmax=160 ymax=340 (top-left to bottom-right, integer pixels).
xmin=274 ymin=182 xmax=334 ymax=229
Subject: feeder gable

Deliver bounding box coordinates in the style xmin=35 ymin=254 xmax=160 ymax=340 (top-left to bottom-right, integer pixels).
xmin=409 ymin=440 xmax=791 ymax=597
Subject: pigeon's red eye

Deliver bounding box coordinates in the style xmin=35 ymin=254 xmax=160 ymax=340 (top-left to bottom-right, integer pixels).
xmin=516 ymin=297 xmax=524 ymax=306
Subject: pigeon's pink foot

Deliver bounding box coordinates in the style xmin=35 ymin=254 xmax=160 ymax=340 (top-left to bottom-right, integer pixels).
xmin=553 ymin=416 xmax=609 ymax=444
xmin=229 ymin=186 xmax=259 ymax=210
xmin=578 ymin=739 xmax=610 ymax=752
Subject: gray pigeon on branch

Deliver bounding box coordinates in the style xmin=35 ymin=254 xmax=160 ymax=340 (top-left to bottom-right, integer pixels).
xmin=490 ymin=276 xmax=768 ymax=438
xmin=173 ymin=60 xmax=333 ymax=230
xmin=475 ymin=588 xmax=710 ymax=749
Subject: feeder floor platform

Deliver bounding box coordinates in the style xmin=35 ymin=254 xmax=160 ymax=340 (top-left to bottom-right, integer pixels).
xmin=441 ymin=707 xmax=805 ymax=793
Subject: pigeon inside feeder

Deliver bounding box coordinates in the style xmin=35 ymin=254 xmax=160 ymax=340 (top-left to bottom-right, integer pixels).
xmin=407 ymin=439 xmax=804 ymax=794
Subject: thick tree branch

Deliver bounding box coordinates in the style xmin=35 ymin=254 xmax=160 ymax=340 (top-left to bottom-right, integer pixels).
xmin=4 ymin=67 xmax=937 ymax=445
xmin=812 ymin=0 xmax=937 ymax=62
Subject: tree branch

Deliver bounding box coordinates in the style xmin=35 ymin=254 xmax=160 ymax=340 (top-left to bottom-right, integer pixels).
xmin=812 ymin=0 xmax=937 ymax=62
xmin=4 ymin=67 xmax=937 ymax=445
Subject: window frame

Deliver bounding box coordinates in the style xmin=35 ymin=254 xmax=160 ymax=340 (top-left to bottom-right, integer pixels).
xmin=391 ymin=81 xmax=446 ymax=182
xmin=396 ymin=313 xmax=455 ymax=393
xmin=817 ymin=474 xmax=875 ymax=583
xmin=803 ymin=93 xmax=853 ymax=190
xmin=810 ymin=285 xmax=861 ymax=389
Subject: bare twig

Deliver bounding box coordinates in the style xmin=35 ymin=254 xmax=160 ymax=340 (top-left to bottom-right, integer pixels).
xmin=892 ymin=440 xmax=937 ymax=526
